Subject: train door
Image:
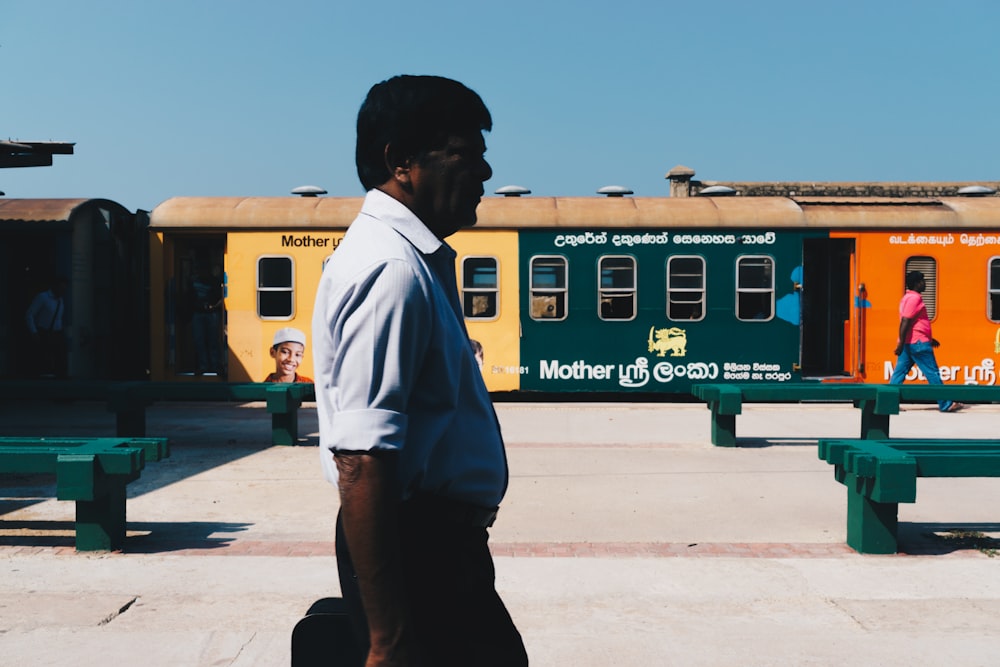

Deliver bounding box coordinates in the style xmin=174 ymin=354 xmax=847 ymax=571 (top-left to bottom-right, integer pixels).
xmin=800 ymin=238 xmax=854 ymax=377
xmin=0 ymin=230 xmax=70 ymax=378
xmin=168 ymin=235 xmax=226 ymax=377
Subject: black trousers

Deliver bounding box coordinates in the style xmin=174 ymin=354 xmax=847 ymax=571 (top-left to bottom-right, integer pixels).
xmin=335 ymin=505 xmax=528 ymax=666
xmin=37 ymin=330 xmax=67 ymax=378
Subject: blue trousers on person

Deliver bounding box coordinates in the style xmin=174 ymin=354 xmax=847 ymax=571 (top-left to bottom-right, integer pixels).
xmin=191 ymin=311 xmax=222 ymax=374
xmin=889 ymin=340 xmax=954 ymax=412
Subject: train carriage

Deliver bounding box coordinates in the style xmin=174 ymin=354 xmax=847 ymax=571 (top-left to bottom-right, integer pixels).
xmin=0 ymin=198 xmax=146 ymax=380
xmin=146 ymin=193 xmax=1000 ymax=394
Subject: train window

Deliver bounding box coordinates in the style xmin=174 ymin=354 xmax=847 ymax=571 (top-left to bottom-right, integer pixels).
xmin=667 ymin=255 xmax=706 ymax=321
xmin=598 ymin=255 xmax=636 ymax=320
xmin=990 ymin=258 xmax=1000 ymax=322
xmin=462 ymin=256 xmax=499 ymax=320
xmin=736 ymin=256 xmax=774 ymax=321
xmin=257 ymin=255 xmax=294 ymax=320
xmin=905 ymin=256 xmax=937 ymax=320
xmin=530 ymin=255 xmax=567 ymax=320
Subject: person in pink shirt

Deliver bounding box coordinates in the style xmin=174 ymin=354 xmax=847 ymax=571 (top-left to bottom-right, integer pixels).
xmin=888 ymin=271 xmax=963 ymax=412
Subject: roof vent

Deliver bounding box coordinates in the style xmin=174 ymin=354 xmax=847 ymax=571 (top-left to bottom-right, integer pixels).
xmin=957 ymin=185 xmax=996 ymax=197
xmin=494 ymin=185 xmax=531 ymax=197
xmin=597 ymin=185 xmax=633 ymax=197
xmin=697 ymin=185 xmax=737 ymax=196
xmin=291 ymin=185 xmax=327 ymax=197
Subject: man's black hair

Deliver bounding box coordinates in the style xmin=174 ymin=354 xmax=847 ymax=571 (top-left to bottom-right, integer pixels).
xmin=355 ymin=75 xmax=492 ymax=190
xmin=905 ymin=271 xmax=924 ymax=290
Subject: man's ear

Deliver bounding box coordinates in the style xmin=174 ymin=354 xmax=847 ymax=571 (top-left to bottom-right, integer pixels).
xmin=384 ymin=144 xmax=413 ymax=187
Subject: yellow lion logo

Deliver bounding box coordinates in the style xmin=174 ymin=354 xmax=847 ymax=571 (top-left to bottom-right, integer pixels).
xmin=648 ymin=326 xmax=687 ymax=357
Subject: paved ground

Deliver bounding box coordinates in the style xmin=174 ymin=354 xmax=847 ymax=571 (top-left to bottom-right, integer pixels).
xmin=1 ymin=397 xmax=999 ymax=666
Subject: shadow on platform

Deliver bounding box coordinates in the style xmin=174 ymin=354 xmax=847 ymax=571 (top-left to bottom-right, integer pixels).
xmin=0 ymin=519 xmax=253 ymax=552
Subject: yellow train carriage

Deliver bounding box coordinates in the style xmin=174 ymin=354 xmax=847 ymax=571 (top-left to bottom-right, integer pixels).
xmin=149 ymin=197 xmax=358 ymax=382
xmin=148 ymin=196 xmax=522 ymax=388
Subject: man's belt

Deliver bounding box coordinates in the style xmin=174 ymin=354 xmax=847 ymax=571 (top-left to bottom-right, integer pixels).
xmin=402 ymin=493 xmax=498 ymax=528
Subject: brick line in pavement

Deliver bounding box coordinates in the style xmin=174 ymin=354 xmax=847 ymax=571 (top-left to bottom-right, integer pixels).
xmin=0 ymin=539 xmax=988 ymax=558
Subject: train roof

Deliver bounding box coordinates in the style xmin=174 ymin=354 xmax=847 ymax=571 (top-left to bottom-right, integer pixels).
xmin=0 ymin=198 xmax=131 ymax=227
xmin=148 ymin=195 xmax=1000 ymax=231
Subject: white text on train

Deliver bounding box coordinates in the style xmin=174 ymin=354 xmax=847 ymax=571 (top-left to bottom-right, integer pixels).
xmin=539 ymin=358 xmax=729 ymax=387
xmin=882 ymin=358 xmax=997 ymax=385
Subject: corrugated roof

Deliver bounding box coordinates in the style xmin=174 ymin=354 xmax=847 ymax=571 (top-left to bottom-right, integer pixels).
xmin=0 ymin=198 xmax=94 ymax=223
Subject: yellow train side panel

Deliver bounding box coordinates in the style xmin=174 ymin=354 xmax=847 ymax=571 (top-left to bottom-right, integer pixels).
xmin=225 ymin=231 xmax=342 ymax=382
xmin=151 ymin=222 xmax=519 ymax=389
xmin=449 ymin=229 xmax=521 ymax=392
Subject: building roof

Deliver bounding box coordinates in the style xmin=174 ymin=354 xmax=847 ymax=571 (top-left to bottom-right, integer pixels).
xmin=0 ymin=140 xmax=75 ymax=168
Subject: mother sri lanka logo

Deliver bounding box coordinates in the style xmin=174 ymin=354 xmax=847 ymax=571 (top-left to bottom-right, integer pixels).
xmin=538 ymin=324 xmax=720 ymax=386
xmin=648 ymin=326 xmax=687 ymax=357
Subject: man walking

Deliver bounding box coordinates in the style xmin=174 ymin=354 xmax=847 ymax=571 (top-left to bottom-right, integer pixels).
xmin=312 ymin=75 xmax=527 ymax=666
xmin=889 ymin=270 xmax=963 ymax=412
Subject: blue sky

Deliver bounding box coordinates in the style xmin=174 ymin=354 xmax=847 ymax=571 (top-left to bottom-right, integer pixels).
xmin=3 ymin=0 xmax=999 ymax=212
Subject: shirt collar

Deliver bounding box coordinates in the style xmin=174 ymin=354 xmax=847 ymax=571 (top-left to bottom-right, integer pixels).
xmin=361 ymin=188 xmax=453 ymax=258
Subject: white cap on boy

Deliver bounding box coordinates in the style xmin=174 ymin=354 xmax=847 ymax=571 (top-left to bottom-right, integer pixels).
xmin=272 ymin=327 xmax=307 ymax=348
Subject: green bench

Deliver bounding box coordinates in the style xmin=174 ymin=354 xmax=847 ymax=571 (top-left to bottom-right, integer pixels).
xmin=0 ymin=436 xmax=170 ymax=551
xmin=108 ymin=382 xmax=316 ymax=446
xmin=690 ymin=383 xmax=901 ymax=447
xmin=895 ymin=384 xmax=1000 ymax=406
xmin=691 ymin=383 xmax=1000 ymax=447
xmin=0 ymin=380 xmax=315 ymax=446
xmin=818 ymin=438 xmax=1000 ymax=554
xmin=0 ymin=379 xmax=116 ymax=402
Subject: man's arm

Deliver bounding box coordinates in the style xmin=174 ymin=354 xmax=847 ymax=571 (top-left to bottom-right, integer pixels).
xmin=318 ymin=257 xmax=432 ymax=665
xmin=894 ymin=316 xmax=915 ymax=356
xmin=25 ymin=294 xmax=42 ymax=334
xmin=336 ymin=451 xmax=419 ymax=666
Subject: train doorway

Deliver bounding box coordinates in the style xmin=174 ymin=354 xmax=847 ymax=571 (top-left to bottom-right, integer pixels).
xmin=168 ymin=236 xmax=226 ymax=377
xmin=800 ymin=238 xmax=854 ymax=377
xmin=0 ymin=231 xmax=69 ymax=378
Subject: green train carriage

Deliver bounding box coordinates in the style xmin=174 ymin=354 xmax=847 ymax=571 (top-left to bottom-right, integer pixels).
xmin=458 ymin=195 xmax=855 ymax=395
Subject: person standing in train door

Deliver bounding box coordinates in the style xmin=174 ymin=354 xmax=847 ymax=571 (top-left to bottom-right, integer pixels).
xmin=889 ymin=270 xmax=964 ymax=412
xmin=312 ymin=75 xmax=527 ymax=666
xmin=25 ymin=275 xmax=69 ymax=378
xmin=189 ymin=264 xmax=225 ymax=375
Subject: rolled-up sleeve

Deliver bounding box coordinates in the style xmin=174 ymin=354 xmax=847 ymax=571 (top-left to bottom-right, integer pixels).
xmin=328 ymin=408 xmax=408 ymax=452
xmin=317 ymin=258 xmax=431 ymax=455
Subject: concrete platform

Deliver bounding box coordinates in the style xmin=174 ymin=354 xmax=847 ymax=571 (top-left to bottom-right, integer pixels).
xmin=2 ymin=398 xmax=999 ymax=665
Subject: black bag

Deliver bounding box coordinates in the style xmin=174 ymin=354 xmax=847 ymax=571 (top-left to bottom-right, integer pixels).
xmin=291 ymin=597 xmax=364 ymax=667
